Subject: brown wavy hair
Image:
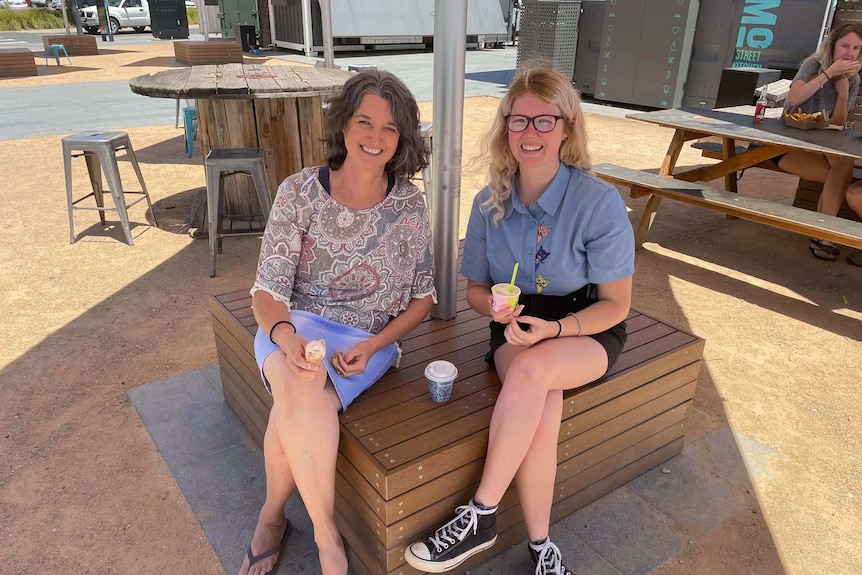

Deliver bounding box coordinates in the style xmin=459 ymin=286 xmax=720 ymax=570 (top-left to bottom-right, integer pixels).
xmin=323 ymin=69 xmax=429 ymax=178
xmin=476 ymin=63 xmax=592 ymax=223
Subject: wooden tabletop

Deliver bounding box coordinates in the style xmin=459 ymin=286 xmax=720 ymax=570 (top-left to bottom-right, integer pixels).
xmin=628 ymin=107 xmax=862 ymax=160
xmin=129 ymin=63 xmax=354 ymax=100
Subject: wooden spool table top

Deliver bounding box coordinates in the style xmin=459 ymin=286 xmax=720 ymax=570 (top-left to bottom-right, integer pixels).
xmin=129 ymin=63 xmax=354 ymax=100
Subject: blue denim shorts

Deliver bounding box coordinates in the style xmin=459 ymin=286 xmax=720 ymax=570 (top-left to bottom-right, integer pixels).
xmin=254 ymin=310 xmax=401 ymax=411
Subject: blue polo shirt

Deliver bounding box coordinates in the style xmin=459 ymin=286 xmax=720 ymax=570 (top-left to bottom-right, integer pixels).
xmin=460 ymin=163 xmax=634 ymax=295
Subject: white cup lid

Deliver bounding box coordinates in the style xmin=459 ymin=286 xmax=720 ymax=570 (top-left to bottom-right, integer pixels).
xmin=425 ymin=360 xmax=458 ymax=382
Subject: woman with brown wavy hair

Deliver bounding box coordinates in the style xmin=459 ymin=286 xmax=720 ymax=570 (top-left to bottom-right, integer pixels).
xmin=241 ymin=69 xmax=436 ymax=575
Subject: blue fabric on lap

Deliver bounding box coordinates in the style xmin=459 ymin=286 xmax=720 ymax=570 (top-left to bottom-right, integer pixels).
xmin=253 ymin=310 xmax=400 ymax=410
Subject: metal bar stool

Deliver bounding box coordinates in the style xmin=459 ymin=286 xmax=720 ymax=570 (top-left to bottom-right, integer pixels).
xmin=45 ymin=44 xmax=72 ymax=66
xmin=183 ymin=106 xmax=197 ymax=157
xmin=205 ymin=148 xmax=272 ymax=277
xmin=62 ymin=131 xmax=157 ymax=246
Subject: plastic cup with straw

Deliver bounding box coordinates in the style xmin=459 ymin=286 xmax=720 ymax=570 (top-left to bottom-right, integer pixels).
xmin=491 ymin=262 xmax=521 ymax=312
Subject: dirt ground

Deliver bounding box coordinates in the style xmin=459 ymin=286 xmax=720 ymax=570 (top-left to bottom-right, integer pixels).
xmin=0 ymin=42 xmax=860 ymax=575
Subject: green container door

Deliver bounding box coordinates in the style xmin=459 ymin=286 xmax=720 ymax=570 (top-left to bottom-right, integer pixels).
xmin=218 ymin=0 xmax=258 ymax=38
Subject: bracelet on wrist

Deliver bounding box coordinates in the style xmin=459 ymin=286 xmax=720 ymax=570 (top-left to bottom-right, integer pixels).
xmin=554 ymin=319 xmax=562 ymax=338
xmin=269 ymin=320 xmax=296 ymax=344
xmin=572 ymin=314 xmax=582 ymax=337
xmin=823 ymin=70 xmax=832 ymax=81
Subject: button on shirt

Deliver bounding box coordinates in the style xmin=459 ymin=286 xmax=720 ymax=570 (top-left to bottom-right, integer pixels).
xmin=460 ymin=164 xmax=634 ymax=296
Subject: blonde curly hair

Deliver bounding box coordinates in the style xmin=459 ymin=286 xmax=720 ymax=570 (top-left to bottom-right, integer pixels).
xmin=812 ymin=22 xmax=862 ymax=72
xmin=477 ymin=64 xmax=592 ymax=223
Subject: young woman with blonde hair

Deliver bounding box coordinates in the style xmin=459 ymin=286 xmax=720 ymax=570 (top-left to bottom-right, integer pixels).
xmin=778 ymin=22 xmax=862 ymax=261
xmin=405 ymin=64 xmax=634 ymax=575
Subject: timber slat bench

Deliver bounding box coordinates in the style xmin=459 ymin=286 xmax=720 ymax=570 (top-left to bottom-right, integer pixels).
xmin=41 ymin=35 xmax=98 ymax=56
xmin=210 ymin=261 xmax=705 ymax=575
xmin=693 ymin=140 xmax=862 ymax=222
xmin=593 ymin=162 xmax=862 ymax=251
xmin=173 ymin=40 xmax=243 ymax=66
xmin=0 ymin=48 xmax=37 ymax=78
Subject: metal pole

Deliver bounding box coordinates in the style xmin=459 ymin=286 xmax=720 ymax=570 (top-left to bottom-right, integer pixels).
xmin=301 ymin=0 xmax=313 ymax=56
xmin=61 ymin=0 xmax=71 ymax=35
xmin=319 ymin=0 xmax=335 ymax=67
xmin=430 ymin=0 xmax=467 ymax=320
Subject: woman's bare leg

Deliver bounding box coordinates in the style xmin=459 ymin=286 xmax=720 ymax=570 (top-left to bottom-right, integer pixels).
xmin=777 ymin=150 xmax=830 ymax=183
xmin=474 ymin=337 xmax=608 ymax=509
xmin=239 ymin=409 xmax=295 ymax=575
xmin=846 ymin=179 xmax=862 ymax=216
xmin=818 ymin=155 xmax=854 ymax=216
xmin=261 ymin=352 xmax=348 ymax=575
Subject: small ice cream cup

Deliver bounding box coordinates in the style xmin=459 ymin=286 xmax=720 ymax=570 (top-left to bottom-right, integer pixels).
xmin=491 ymin=283 xmax=521 ymax=312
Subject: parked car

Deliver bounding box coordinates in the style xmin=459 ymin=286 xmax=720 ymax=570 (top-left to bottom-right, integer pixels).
xmin=49 ymin=0 xmax=62 ymax=8
xmin=80 ymin=0 xmax=149 ymax=35
xmin=5 ymin=0 xmax=30 ymax=9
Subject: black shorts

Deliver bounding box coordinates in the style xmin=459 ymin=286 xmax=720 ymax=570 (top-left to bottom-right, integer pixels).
xmin=486 ymin=284 xmax=627 ymax=375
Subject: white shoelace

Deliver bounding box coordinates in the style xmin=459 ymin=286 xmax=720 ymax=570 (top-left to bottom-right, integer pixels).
xmin=533 ymin=539 xmax=569 ymax=575
xmin=428 ymin=503 xmax=478 ymax=552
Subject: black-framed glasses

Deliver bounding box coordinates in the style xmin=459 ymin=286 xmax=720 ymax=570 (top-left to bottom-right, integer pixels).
xmin=505 ymin=114 xmax=564 ymax=133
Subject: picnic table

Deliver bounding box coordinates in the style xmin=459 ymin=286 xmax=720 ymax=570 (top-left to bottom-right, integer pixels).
xmin=129 ymin=63 xmax=353 ymax=218
xmin=605 ymin=107 xmax=862 ymax=249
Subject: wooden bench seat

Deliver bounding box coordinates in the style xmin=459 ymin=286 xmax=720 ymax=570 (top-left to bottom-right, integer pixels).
xmin=692 ymin=140 xmax=862 ymax=222
xmin=0 ymin=48 xmax=37 ymax=78
xmin=593 ymin=162 xmax=862 ymax=250
xmin=173 ymin=40 xmax=243 ymax=66
xmin=41 ymin=35 xmax=98 ymax=56
xmin=210 ymin=258 xmax=705 ymax=575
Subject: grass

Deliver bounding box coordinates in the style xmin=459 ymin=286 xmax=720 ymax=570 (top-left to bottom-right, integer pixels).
xmin=0 ymin=7 xmax=198 ymax=30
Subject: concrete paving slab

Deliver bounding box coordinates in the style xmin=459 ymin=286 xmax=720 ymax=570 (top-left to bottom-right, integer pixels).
xmin=683 ymin=426 xmax=785 ymax=493
xmin=561 ymin=487 xmax=689 ymax=575
xmin=202 ymin=494 xmax=316 ymax=575
xmin=626 ymin=453 xmax=753 ymax=537
xmin=172 ymin=440 xmax=266 ymax=520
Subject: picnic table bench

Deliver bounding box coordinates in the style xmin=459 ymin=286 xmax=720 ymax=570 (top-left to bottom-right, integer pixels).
xmin=593 ymin=163 xmax=862 ymax=251
xmin=619 ymin=108 xmax=862 ymax=249
xmin=693 ymin=140 xmax=862 ymax=223
xmin=209 ymin=248 xmax=705 ymax=575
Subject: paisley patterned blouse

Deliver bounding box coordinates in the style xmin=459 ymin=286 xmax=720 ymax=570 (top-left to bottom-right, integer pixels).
xmin=251 ymin=167 xmax=437 ymax=334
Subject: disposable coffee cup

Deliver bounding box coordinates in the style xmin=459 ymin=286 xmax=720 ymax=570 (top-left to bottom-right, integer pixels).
xmin=424 ymin=360 xmax=458 ymax=403
xmin=491 ymin=283 xmax=521 ymax=312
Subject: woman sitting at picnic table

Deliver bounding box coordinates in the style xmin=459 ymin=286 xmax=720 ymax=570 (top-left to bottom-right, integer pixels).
xmin=405 ymin=65 xmax=634 ymax=575
xmin=241 ymin=69 xmax=436 ymax=575
xmin=776 ymin=22 xmax=862 ymax=261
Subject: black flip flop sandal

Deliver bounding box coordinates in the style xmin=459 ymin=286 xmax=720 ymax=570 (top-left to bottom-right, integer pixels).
xmin=809 ymin=241 xmax=837 ymax=261
xmin=809 ymin=238 xmax=840 ymax=256
xmin=246 ymin=519 xmax=292 ymax=573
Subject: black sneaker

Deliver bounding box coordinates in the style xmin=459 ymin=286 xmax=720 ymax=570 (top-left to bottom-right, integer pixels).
xmin=404 ymin=499 xmax=497 ymax=573
xmin=528 ymin=538 xmax=575 ymax=575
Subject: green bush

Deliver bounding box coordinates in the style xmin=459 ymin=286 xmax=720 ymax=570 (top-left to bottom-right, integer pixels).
xmin=0 ymin=8 xmax=65 ymax=31
xmin=0 ymin=7 xmax=198 ymax=31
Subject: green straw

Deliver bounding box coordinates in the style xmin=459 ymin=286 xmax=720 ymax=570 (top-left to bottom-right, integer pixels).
xmin=509 ymin=262 xmax=519 ymax=292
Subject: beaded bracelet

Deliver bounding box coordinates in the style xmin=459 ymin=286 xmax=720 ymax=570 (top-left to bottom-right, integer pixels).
xmin=269 ymin=320 xmax=296 ymax=344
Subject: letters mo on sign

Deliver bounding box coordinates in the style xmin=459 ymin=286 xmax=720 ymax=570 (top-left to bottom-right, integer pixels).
xmin=732 ymin=0 xmax=780 ymax=67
